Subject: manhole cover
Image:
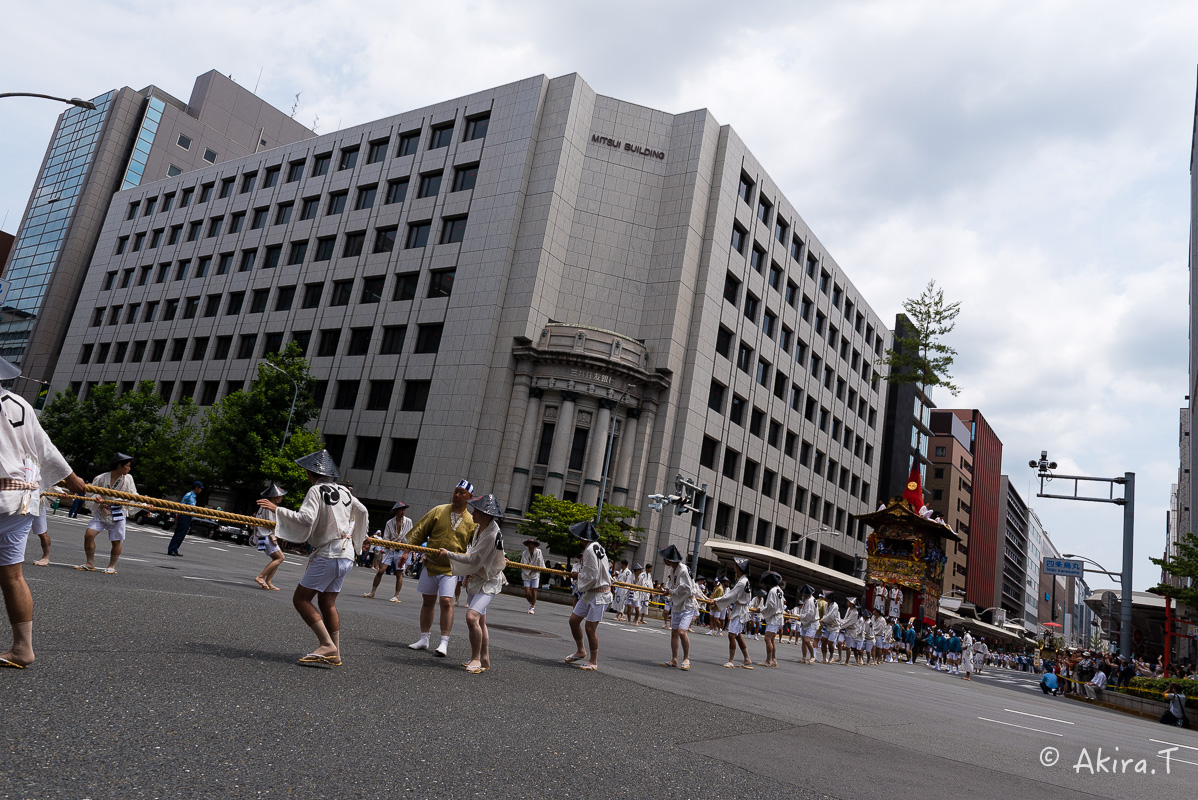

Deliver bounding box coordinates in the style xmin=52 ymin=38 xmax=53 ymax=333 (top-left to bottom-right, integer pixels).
xmin=487 ymin=624 xmax=555 ymax=637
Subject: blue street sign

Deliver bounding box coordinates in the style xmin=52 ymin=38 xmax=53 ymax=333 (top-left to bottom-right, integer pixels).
xmin=1043 ymin=557 xmax=1084 ymax=578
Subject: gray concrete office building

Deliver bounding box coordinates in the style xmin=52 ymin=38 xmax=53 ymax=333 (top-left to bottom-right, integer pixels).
xmin=53 ymin=73 xmax=891 ymax=574
xmin=1 ymin=71 xmax=312 ymax=397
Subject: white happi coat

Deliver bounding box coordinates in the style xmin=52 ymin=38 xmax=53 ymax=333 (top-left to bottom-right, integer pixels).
xmin=713 ymin=575 xmax=752 ymax=625
xmin=447 ymin=519 xmax=508 ymax=596
xmin=0 ymin=390 xmax=71 ymax=516
xmin=799 ymin=596 xmax=819 ymax=627
xmin=820 ymin=602 xmax=841 ymax=633
xmin=88 ymin=470 xmax=138 ymax=524
xmin=763 ymin=586 xmax=786 ymax=628
xmin=665 ymin=562 xmax=702 ymax=614
xmin=872 ymin=614 xmax=888 ymax=641
xmin=576 ymin=541 xmax=614 ymax=605
xmin=962 ymin=632 xmax=975 ymax=670
xmin=838 ymin=606 xmax=860 ymax=638
xmin=634 ymin=569 xmax=653 ymax=603
xmin=520 ymin=545 xmax=546 ymax=582
xmin=274 ymin=480 xmax=368 ymax=561
xmin=254 ymin=506 xmax=277 ymax=546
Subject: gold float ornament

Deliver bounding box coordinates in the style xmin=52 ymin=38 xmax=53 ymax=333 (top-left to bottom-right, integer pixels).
xmin=907 ymin=481 xmax=919 ymax=491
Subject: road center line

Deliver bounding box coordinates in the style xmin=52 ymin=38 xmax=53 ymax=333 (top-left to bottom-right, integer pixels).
xmin=977 ymin=717 xmax=1063 ymax=737
xmin=1150 ymin=738 xmax=1198 ymax=752
xmin=1004 ymin=708 xmax=1074 ymax=725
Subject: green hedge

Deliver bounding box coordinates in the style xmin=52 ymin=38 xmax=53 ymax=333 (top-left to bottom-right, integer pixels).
xmin=1124 ymin=677 xmax=1198 ymax=707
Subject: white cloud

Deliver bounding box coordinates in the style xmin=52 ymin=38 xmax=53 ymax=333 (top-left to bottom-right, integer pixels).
xmin=2 ymin=0 xmax=1194 ymax=588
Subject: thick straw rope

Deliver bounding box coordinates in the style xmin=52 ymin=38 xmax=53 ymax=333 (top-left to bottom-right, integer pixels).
xmin=43 ymin=491 xmax=268 ymax=528
xmin=57 ymin=485 xmax=273 ymax=527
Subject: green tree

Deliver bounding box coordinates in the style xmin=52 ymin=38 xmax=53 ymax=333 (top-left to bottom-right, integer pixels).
xmin=198 ymin=343 xmax=321 ymax=505
xmin=1150 ymin=531 xmax=1198 ymax=610
xmin=39 ymin=381 xmax=202 ymax=496
xmin=877 ymin=280 xmax=962 ymax=458
xmin=514 ymin=494 xmax=642 ymax=563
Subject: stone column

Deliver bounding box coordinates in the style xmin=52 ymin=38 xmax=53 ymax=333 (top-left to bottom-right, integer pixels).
xmin=628 ymin=404 xmax=656 ymax=505
xmin=611 ymin=407 xmax=639 ymax=505
xmin=580 ymin=400 xmax=614 ymax=506
xmin=507 ymin=387 xmax=542 ymax=515
xmin=542 ymin=391 xmax=577 ymax=499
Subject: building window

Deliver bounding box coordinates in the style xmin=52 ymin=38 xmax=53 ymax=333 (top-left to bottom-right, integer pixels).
xmin=317 ymin=329 xmax=341 ymax=357
xmin=190 ymin=337 xmax=209 ymax=360
xmin=440 ymin=217 xmax=467 ymax=244
xmin=311 ymin=153 xmax=330 ymax=177
xmin=380 ymin=326 xmax=406 ymax=355
xmin=430 ymin=123 xmax=454 ymax=149
xmin=738 ymin=172 xmax=754 ymax=205
xmin=314 ymin=237 xmax=336 ymax=261
xmin=347 ymin=327 xmax=371 ymax=356
xmin=333 ymin=380 xmax=359 ymax=409
xmin=302 ymin=283 xmax=323 ymax=308
xmin=452 ymin=164 xmax=478 ymax=192
xmin=722 ymin=449 xmax=740 ymax=480
xmin=463 ymin=114 xmax=489 ymax=141
xmin=699 ymin=436 xmax=720 ymax=469
xmin=212 ymin=336 xmax=231 ymax=360
xmin=360 ymin=275 xmax=385 ymax=303
xmin=385 ymin=178 xmax=409 ymax=205
xmin=402 ymin=380 xmax=431 ymax=411
xmin=352 ymin=437 xmax=380 ymax=471
xmin=183 ymin=296 xmax=199 ymax=319
xmin=219 ymin=178 xmax=233 ymax=199
xmin=723 ymin=273 xmax=740 ymax=305
xmin=263 ymin=166 xmax=280 ymax=188
xmin=397 ymin=130 xmax=420 ymax=157
xmin=207 ymin=217 xmax=223 ymax=237
xmin=300 ymin=197 xmax=319 ymax=220
xmin=707 ymin=379 xmax=726 ymax=412
xmin=405 ymin=221 xmax=431 ymax=249
xmin=240 ymin=172 xmax=257 ymax=194
xmin=417 ymin=172 xmax=442 ymax=198
xmin=393 ymin=272 xmax=419 ymax=300
xmin=388 ymin=438 xmax=418 ymax=473
xmin=757 ymin=197 xmax=772 ymax=225
xmin=198 ymin=183 xmax=213 ymax=203
xmin=287 ymin=241 xmax=308 ymax=265
xmin=414 ymin=324 xmax=443 ymax=354
xmin=226 ymin=292 xmax=244 ymax=315
xmin=374 ymin=227 xmax=397 ymax=253
xmin=367 ymin=139 xmax=389 ymax=164
xmin=202 ymin=148 xmax=217 ymax=164
xmin=263 ymin=245 xmax=282 ymax=270
xmin=180 ymin=187 xmax=193 ymax=207
xmin=169 ymin=338 xmax=186 ymax=361
xmin=286 ymin=161 xmax=304 ymax=183
xmin=177 ymin=134 xmax=192 ymax=151
xmin=250 ymin=289 xmax=269 ymax=314
xmin=366 ymin=380 xmax=394 ymax=411
xmin=338 ymin=147 xmax=359 ymax=171
xmin=327 ymin=192 xmax=347 ymax=215
xmin=291 ymin=330 xmax=311 ymax=356
xmin=736 ymin=343 xmax=753 ymax=373
xmin=729 ymin=395 xmax=745 ymax=426
xmin=329 ymin=280 xmax=353 ymax=306
xmin=239 ymin=249 xmax=256 ymax=272
xmin=355 ymin=185 xmax=376 ymax=210
xmin=200 ymin=381 xmax=220 ymax=406
xmin=275 ymin=285 xmax=296 ymax=311
xmin=715 ymin=327 xmax=733 ymax=358
xmin=730 ymin=223 xmax=747 ymax=255
xmin=343 ymin=231 xmax=366 ymax=258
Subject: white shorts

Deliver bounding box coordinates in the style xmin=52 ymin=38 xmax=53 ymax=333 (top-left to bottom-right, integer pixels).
xmin=671 ymin=609 xmax=696 ymax=631
xmin=765 ymin=623 xmax=781 ymax=634
xmin=417 ymin=570 xmax=458 ymax=597
xmin=87 ymin=516 xmax=127 ymax=542
xmin=32 ymin=506 xmax=47 ymax=537
xmin=381 ymin=549 xmax=406 ymax=567
xmin=864 ymin=638 xmax=875 ymax=649
xmin=523 ymin=576 xmax=540 ymax=589
xmin=467 ymin=591 xmax=495 ymax=614
xmin=801 ymin=624 xmax=819 ymax=638
xmin=299 ymin=556 xmax=353 ymax=593
xmin=0 ymin=515 xmax=33 ymax=567
xmin=572 ymin=597 xmax=608 ymax=623
xmin=727 ymin=618 xmax=745 ymax=636
xmin=257 ymin=536 xmax=281 ymax=555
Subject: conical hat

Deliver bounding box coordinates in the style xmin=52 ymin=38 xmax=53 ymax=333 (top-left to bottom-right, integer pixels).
xmin=294 ymin=449 xmax=341 ymax=479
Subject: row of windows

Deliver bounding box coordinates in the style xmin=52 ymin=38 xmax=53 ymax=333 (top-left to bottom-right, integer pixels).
xmin=713 ymin=325 xmax=878 ymax=426
xmin=79 ymin=318 xmax=443 ymax=369
xmin=713 ymin=496 xmax=868 ymax=555
xmin=91 ymin=269 xmax=455 ymax=329
xmin=124 ymin=115 xmax=490 ymax=224
xmin=734 ymin=170 xmax=881 ymax=350
xmin=699 ymin=429 xmax=873 ymax=505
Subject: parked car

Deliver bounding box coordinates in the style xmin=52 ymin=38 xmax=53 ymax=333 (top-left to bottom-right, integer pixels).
xmin=189 ymin=515 xmax=252 ymax=546
xmin=131 ymin=508 xmax=175 ymax=529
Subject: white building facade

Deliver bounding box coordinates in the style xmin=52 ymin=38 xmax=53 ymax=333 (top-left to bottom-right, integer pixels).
xmin=53 ymin=73 xmax=890 ymax=573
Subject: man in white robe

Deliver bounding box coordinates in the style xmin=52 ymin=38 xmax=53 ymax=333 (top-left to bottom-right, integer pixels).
xmin=78 ymin=453 xmax=136 ymax=573
xmin=563 ymin=521 xmax=612 ymax=670
xmin=258 ymin=449 xmax=366 ymax=666
xmin=610 ymin=558 xmax=633 ymax=621
xmin=520 ymin=538 xmax=547 ymax=614
xmin=363 ymin=500 xmax=411 ymax=601
xmin=658 ymin=544 xmax=705 ymax=669
xmin=712 ymin=558 xmax=754 ymax=669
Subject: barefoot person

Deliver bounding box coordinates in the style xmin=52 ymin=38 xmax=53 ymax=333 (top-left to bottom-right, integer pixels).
xmin=258 ymin=450 xmax=366 ymax=666
xmin=760 ymin=570 xmax=785 ymax=668
xmin=0 ymin=355 xmax=87 ymax=668
xmin=519 ymin=537 xmax=546 ymax=614
xmin=563 ymin=521 xmax=613 ymax=671
xmin=659 ymin=544 xmax=705 ymax=670
xmin=364 ymin=501 xmax=411 ymax=601
xmin=253 ymin=482 xmax=287 ymax=591
xmin=440 ymin=494 xmax=507 ymax=673
xmin=31 ymin=500 xmax=50 ymax=567
xmin=796 ymin=585 xmax=819 ymax=664
xmin=407 ymin=480 xmax=477 ymax=657
xmin=77 ymin=453 xmax=136 ymax=575
xmin=712 ymin=557 xmax=754 ymax=669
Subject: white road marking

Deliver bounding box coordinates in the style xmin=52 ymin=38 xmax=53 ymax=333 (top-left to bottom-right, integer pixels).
xmin=208 ymin=547 xmax=228 ymax=551
xmin=121 ymin=557 xmax=149 ymax=562
xmin=1157 ymin=753 xmax=1198 ymax=768
xmin=1150 ymin=738 xmax=1198 ymax=752
xmin=1004 ymin=709 xmax=1074 ymax=725
xmin=976 ymin=716 xmax=1063 ymax=737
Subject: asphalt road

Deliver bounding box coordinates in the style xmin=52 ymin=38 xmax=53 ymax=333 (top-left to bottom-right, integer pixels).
xmin=1 ymin=514 xmax=1195 ymax=799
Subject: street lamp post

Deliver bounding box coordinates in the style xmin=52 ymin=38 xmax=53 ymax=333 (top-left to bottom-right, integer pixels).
xmin=787 ymin=526 xmax=836 ymax=559
xmin=262 ymin=362 xmax=298 ymax=454
xmin=0 ymin=92 xmax=97 ymax=110
xmin=1030 ymin=451 xmax=1134 ymax=659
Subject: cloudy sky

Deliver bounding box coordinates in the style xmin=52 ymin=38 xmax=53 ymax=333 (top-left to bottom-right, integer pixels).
xmin=3 ymin=1 xmax=1195 ymax=591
